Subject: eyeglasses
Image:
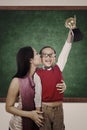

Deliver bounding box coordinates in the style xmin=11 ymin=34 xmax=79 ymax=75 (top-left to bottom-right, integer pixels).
xmin=41 ymin=53 xmax=56 ymax=58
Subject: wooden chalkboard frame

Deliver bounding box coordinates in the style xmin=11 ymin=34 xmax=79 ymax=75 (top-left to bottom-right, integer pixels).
xmin=0 ymin=6 xmax=87 ymax=102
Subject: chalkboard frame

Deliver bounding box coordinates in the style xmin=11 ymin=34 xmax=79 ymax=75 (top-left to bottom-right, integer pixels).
xmin=0 ymin=6 xmax=87 ymax=102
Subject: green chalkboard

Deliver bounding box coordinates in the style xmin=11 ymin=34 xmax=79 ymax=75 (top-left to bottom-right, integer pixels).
xmin=0 ymin=10 xmax=87 ymax=101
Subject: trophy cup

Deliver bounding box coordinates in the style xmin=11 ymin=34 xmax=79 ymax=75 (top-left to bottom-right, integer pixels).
xmin=65 ymin=16 xmax=83 ymax=42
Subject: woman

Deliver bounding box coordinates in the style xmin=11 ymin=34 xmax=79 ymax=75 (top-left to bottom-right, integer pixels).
xmin=5 ymin=46 xmax=44 ymax=130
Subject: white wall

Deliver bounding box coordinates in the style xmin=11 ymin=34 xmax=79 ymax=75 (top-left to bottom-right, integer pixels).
xmin=0 ymin=0 xmax=87 ymax=6
xmin=0 ymin=103 xmax=87 ymax=130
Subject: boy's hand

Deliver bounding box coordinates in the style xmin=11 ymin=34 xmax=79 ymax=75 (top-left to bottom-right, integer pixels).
xmin=67 ymin=29 xmax=74 ymax=43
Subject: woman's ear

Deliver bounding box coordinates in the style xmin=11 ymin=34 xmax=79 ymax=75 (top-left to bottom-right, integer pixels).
xmin=30 ymin=58 xmax=33 ymax=64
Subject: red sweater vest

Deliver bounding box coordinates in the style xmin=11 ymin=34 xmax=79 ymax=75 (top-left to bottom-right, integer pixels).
xmin=36 ymin=65 xmax=64 ymax=102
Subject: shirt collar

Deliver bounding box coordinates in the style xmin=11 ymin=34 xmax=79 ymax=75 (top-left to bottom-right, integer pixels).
xmin=43 ymin=66 xmax=53 ymax=70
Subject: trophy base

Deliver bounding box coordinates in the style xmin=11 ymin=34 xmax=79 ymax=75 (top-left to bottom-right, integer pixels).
xmin=72 ymin=28 xmax=83 ymax=42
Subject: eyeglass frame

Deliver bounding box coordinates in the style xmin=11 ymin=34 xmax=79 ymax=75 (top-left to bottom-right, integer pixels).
xmin=40 ymin=53 xmax=56 ymax=58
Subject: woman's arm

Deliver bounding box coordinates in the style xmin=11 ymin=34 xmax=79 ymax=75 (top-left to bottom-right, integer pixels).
xmin=5 ymin=78 xmax=44 ymax=127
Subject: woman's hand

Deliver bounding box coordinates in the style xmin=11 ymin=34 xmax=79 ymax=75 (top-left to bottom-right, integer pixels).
xmin=56 ymin=80 xmax=66 ymax=93
xmin=30 ymin=110 xmax=44 ymax=127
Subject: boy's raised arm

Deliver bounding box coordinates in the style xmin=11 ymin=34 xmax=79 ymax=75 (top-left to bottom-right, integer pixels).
xmin=57 ymin=30 xmax=74 ymax=72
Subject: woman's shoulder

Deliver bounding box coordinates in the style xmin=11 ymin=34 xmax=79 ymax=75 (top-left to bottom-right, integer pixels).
xmin=8 ymin=78 xmax=20 ymax=94
xmin=12 ymin=77 xmax=19 ymax=82
xmin=10 ymin=77 xmax=19 ymax=87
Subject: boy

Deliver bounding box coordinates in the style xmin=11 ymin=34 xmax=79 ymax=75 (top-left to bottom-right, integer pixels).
xmin=34 ymin=30 xmax=74 ymax=130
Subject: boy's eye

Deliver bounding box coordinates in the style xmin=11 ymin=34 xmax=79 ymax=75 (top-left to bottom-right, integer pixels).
xmin=41 ymin=53 xmax=56 ymax=58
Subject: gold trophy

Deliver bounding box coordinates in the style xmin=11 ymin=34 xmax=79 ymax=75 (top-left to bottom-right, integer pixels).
xmin=65 ymin=15 xmax=83 ymax=42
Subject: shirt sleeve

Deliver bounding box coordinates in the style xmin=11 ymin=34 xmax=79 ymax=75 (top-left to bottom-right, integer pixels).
xmin=34 ymin=72 xmax=42 ymax=108
xmin=57 ymin=41 xmax=72 ymax=72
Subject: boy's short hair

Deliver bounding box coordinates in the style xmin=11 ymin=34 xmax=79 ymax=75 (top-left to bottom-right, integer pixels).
xmin=39 ymin=46 xmax=56 ymax=55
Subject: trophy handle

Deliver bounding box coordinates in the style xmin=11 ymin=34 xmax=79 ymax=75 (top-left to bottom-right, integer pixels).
xmin=74 ymin=15 xmax=76 ymax=27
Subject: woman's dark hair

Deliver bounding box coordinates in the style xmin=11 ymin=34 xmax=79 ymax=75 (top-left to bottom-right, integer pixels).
xmin=39 ymin=46 xmax=56 ymax=55
xmin=13 ymin=46 xmax=34 ymax=78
